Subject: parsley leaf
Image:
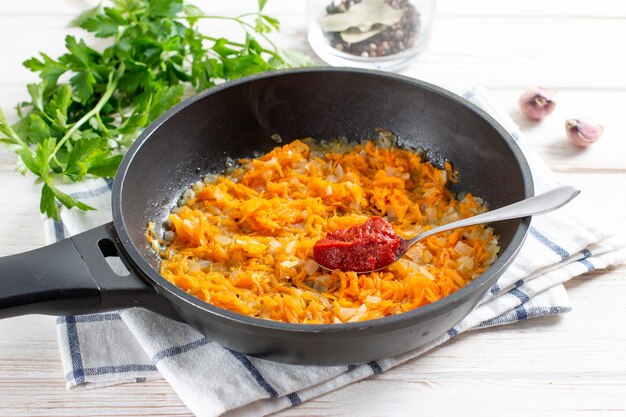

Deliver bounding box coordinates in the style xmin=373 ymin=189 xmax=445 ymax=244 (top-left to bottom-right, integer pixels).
xmin=0 ymin=0 xmax=312 ymax=220
xmin=147 ymin=84 xmax=185 ymax=123
xmin=18 ymin=147 xmax=42 ymax=176
xmin=23 ymin=53 xmax=68 ymax=91
xmin=81 ymin=14 xmax=121 ymax=38
xmin=65 ymin=137 xmax=103 ymax=181
xmin=46 ymin=178 xmax=96 ymax=212
xmin=70 ymin=70 xmax=97 ymax=104
xmin=15 ymin=113 xmax=52 ymax=145
xmin=63 ymin=36 xmax=95 ymax=69
xmin=86 ymin=154 xmax=123 ymax=177
xmin=46 ymin=84 xmax=72 ymax=129
xmin=40 ymin=183 xmax=61 ymax=220
xmin=68 ymin=2 xmax=103 ymax=28
xmin=148 ymin=0 xmax=184 ymax=18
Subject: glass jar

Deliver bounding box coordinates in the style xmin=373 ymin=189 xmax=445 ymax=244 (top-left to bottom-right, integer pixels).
xmin=307 ymin=0 xmax=436 ymax=70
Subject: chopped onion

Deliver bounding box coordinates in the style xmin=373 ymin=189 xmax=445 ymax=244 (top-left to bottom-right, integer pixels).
xmin=313 ymin=293 xmax=332 ymax=309
xmin=285 ymin=241 xmax=296 ymax=254
xmin=348 ymin=304 xmax=368 ymax=322
xmin=337 ymin=307 xmax=357 ymax=321
xmin=163 ymin=230 xmax=175 ymax=242
xmin=454 ymin=241 xmax=472 ymax=256
xmin=213 ymin=188 xmax=225 ymax=201
xmin=192 ymin=181 xmax=204 ymax=192
xmin=197 ymin=259 xmax=212 ymax=268
xmin=214 ymin=235 xmax=232 ymax=245
xmin=312 ymin=275 xmax=331 ymax=292
xmin=280 ymin=260 xmax=300 ymax=268
xmin=303 ymin=259 xmax=319 ymax=275
xmin=268 ymin=238 xmax=281 ymax=250
xmin=335 ymin=164 xmax=344 ymax=180
xmin=418 ymin=266 xmax=435 ymax=280
xmin=457 ymin=256 xmax=474 ymax=273
xmin=366 ymin=295 xmax=381 ymax=303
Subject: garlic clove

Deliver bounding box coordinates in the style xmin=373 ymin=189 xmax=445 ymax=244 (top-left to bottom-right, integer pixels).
xmin=519 ymin=87 xmax=556 ymax=120
xmin=565 ymin=119 xmax=604 ymax=147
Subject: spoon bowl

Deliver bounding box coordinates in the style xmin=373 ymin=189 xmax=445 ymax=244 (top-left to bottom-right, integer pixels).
xmin=316 ymin=185 xmax=580 ymax=273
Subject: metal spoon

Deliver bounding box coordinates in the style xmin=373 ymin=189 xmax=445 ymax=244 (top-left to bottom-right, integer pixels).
xmin=320 ymin=185 xmax=580 ymax=273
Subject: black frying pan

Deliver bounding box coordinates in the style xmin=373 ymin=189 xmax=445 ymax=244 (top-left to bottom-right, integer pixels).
xmin=0 ymin=68 xmax=533 ymax=365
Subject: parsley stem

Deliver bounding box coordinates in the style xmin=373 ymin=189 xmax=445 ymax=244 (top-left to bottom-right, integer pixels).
xmin=237 ymin=21 xmax=280 ymax=54
xmin=49 ymin=63 xmax=125 ymax=162
xmin=39 ymin=110 xmax=56 ymax=125
xmin=236 ymin=12 xmax=258 ymax=19
xmin=53 ymin=154 xmax=63 ymax=167
xmin=95 ymin=112 xmax=110 ymax=136
xmin=179 ymin=15 xmax=281 ymax=54
xmin=0 ymin=109 xmax=27 ymax=148
xmin=200 ymin=35 xmax=280 ymax=58
xmin=201 ymin=35 xmax=245 ymax=48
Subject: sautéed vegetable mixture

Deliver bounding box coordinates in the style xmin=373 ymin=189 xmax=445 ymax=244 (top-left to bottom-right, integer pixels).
xmin=147 ymin=132 xmax=499 ymax=324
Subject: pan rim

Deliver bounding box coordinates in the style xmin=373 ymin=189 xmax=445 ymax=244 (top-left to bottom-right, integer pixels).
xmin=112 ymin=67 xmax=534 ymax=334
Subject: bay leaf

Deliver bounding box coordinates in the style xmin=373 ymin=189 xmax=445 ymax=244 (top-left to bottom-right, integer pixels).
xmin=320 ymin=0 xmax=404 ymax=33
xmin=340 ymin=24 xmax=385 ymax=44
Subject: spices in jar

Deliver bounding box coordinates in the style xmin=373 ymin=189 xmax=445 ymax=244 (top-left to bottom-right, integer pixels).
xmin=322 ymin=0 xmax=421 ymax=58
xmin=307 ymin=0 xmax=435 ymax=70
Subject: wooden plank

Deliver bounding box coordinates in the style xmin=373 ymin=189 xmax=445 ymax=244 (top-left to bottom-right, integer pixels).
xmin=0 ymin=161 xmax=46 ymax=256
xmin=0 ymin=11 xmax=625 ymax=89
xmin=0 ymin=380 xmax=192 ymax=417
xmin=278 ymin=379 xmax=626 ymax=416
xmin=0 ymin=0 xmax=304 ymax=16
xmin=405 ymin=16 xmax=626 ymax=90
xmin=1 ymin=0 xmax=625 ymax=19
xmin=436 ymin=0 xmax=626 ymax=18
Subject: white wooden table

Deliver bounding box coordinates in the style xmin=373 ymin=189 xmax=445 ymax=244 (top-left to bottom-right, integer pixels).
xmin=1 ymin=1 xmax=626 ymax=416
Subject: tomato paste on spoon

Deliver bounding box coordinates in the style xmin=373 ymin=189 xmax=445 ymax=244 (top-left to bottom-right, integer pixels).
xmin=313 ymin=216 xmax=401 ymax=272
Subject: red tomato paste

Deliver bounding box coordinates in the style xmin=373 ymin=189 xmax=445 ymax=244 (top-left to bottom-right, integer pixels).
xmin=313 ymin=216 xmax=401 ymax=272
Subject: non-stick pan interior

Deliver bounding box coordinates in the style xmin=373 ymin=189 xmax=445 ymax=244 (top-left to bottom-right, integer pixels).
xmin=115 ymin=69 xmax=531 ymax=273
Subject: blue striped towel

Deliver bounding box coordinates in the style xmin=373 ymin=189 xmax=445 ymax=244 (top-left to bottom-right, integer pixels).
xmin=48 ymin=87 xmax=626 ymax=417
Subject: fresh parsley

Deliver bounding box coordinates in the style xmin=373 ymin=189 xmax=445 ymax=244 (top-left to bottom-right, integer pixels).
xmin=0 ymin=0 xmax=311 ymax=220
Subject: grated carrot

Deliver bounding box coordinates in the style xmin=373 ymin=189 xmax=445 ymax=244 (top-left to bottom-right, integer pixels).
xmin=149 ymin=133 xmax=500 ymax=324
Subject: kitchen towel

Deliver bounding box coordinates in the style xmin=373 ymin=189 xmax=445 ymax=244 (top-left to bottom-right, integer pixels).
xmin=48 ymin=87 xmax=626 ymax=417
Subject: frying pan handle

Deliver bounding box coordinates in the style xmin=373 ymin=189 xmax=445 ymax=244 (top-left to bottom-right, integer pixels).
xmin=0 ymin=222 xmax=176 ymax=320
xmin=0 ymin=237 xmax=100 ymax=319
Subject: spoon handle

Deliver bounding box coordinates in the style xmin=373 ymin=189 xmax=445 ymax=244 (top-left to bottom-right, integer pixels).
xmin=407 ymin=185 xmax=580 ymax=246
